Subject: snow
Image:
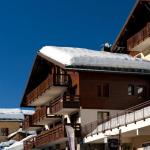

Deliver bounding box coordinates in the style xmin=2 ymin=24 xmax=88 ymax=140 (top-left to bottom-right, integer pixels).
xmin=0 ymin=140 xmax=16 ymax=148
xmin=21 ymin=109 xmax=35 ymax=116
xmin=0 ymin=109 xmax=24 ymax=120
xmin=4 ymin=134 xmax=36 ymax=150
xmin=8 ymin=128 xmax=36 ymax=139
xmin=39 ymin=46 xmax=150 ymax=71
xmin=0 ymin=108 xmax=35 ymax=121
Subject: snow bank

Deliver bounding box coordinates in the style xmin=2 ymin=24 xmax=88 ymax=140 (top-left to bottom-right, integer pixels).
xmin=39 ymin=46 xmax=150 ymax=71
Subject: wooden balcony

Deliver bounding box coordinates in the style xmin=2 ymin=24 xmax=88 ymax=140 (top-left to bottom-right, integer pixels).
xmin=25 ymin=74 xmax=70 ymax=106
xmin=22 ymin=116 xmax=42 ymax=131
xmin=51 ymin=95 xmax=80 ymax=115
xmin=32 ymin=106 xmax=61 ymax=126
xmin=127 ymin=22 xmax=150 ymax=52
xmin=24 ymin=137 xmax=36 ymax=150
xmin=35 ymin=124 xmax=66 ymax=148
xmin=35 ymin=123 xmax=81 ymax=148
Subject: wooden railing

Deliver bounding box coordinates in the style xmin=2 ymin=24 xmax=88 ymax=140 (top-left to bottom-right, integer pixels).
xmin=35 ymin=123 xmax=81 ymax=148
xmin=127 ymin=22 xmax=150 ymax=50
xmin=36 ymin=124 xmax=65 ymax=147
xmin=22 ymin=116 xmax=31 ymax=130
xmin=25 ymin=74 xmax=70 ymax=105
xmin=51 ymin=95 xmax=80 ymax=114
xmin=24 ymin=137 xmax=36 ymax=150
xmin=53 ymin=74 xmax=70 ymax=86
xmin=26 ymin=75 xmax=53 ymax=105
xmin=32 ymin=106 xmax=47 ymax=124
xmin=82 ymin=99 xmax=150 ymax=137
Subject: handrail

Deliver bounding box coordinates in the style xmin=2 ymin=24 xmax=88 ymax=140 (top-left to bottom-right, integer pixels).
xmin=24 ymin=137 xmax=36 ymax=150
xmin=26 ymin=74 xmax=71 ymax=105
xmin=127 ymin=22 xmax=150 ymax=50
xmin=82 ymin=99 xmax=150 ymax=137
xmin=32 ymin=106 xmax=47 ymax=124
xmin=26 ymin=75 xmax=53 ymax=104
xmin=22 ymin=116 xmax=31 ymax=130
xmin=50 ymin=95 xmax=80 ymax=114
xmin=36 ymin=124 xmax=65 ymax=147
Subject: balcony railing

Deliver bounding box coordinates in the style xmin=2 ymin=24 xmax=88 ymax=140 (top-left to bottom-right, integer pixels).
xmin=53 ymin=74 xmax=70 ymax=86
xmin=26 ymin=75 xmax=53 ymax=105
xmin=23 ymin=115 xmax=42 ymax=131
xmin=127 ymin=22 xmax=150 ymax=50
xmin=82 ymin=99 xmax=150 ymax=137
xmin=23 ymin=123 xmax=81 ymax=149
xmin=32 ymin=106 xmax=47 ymax=124
xmin=35 ymin=123 xmax=81 ymax=148
xmin=51 ymin=95 xmax=80 ymax=114
xmin=22 ymin=116 xmax=32 ymax=130
xmin=36 ymin=124 xmax=65 ymax=147
xmin=24 ymin=137 xmax=36 ymax=150
xmin=25 ymin=74 xmax=70 ymax=106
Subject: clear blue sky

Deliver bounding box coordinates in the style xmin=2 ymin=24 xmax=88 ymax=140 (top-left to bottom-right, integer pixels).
xmin=0 ymin=0 xmax=135 ymax=108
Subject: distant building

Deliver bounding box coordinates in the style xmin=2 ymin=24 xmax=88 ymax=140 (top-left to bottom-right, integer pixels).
xmin=112 ymin=0 xmax=150 ymax=61
xmin=0 ymin=108 xmax=34 ymax=143
xmin=20 ymin=46 xmax=150 ymax=150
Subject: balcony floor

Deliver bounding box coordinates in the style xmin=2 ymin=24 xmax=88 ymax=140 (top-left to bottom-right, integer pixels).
xmin=34 ymin=116 xmax=61 ymax=126
xmin=53 ymin=108 xmax=79 ymax=115
xmin=24 ymin=126 xmax=42 ymax=132
xmin=28 ymin=86 xmax=67 ymax=106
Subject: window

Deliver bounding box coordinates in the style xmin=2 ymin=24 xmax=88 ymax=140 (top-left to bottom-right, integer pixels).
xmin=97 ymin=85 xmax=101 ymax=97
xmin=0 ymin=128 xmax=9 ymax=136
xmin=128 ymin=85 xmax=134 ymax=95
xmin=103 ymin=84 xmax=109 ymax=97
xmin=137 ymin=85 xmax=146 ymax=98
xmin=97 ymin=111 xmax=109 ymax=121
xmin=97 ymin=84 xmax=109 ymax=97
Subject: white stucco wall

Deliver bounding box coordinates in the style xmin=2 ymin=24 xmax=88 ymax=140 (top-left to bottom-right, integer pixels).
xmin=80 ymin=108 xmax=120 ymax=126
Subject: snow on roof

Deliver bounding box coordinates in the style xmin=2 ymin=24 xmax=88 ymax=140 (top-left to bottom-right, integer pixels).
xmin=0 ymin=108 xmax=35 ymax=121
xmin=21 ymin=109 xmax=35 ymax=116
xmin=8 ymin=128 xmax=36 ymax=139
xmin=39 ymin=46 xmax=150 ymax=72
xmin=0 ymin=109 xmax=24 ymax=121
xmin=4 ymin=134 xmax=36 ymax=150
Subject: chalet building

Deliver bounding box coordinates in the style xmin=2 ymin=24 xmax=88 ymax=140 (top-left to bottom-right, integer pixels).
xmin=84 ymin=0 xmax=150 ymax=150
xmin=112 ymin=0 xmax=150 ymax=61
xmin=20 ymin=46 xmax=150 ymax=150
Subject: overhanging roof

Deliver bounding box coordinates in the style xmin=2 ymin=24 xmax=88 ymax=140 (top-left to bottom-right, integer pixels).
xmin=112 ymin=0 xmax=150 ymax=52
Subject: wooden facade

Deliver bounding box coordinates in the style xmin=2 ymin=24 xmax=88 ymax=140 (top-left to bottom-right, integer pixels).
xmin=80 ymin=72 xmax=150 ymax=109
xmin=112 ymin=0 xmax=150 ymax=55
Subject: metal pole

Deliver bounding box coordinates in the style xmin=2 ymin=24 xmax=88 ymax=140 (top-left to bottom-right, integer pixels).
xmin=119 ymin=129 xmax=121 ymax=150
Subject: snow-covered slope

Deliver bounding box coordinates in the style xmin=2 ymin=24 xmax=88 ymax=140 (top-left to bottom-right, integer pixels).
xmin=39 ymin=46 xmax=150 ymax=71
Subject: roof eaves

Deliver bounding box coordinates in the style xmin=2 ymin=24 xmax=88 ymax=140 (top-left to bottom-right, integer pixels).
xmin=112 ymin=0 xmax=140 ymax=51
xmin=66 ymin=65 xmax=150 ymax=75
xmin=38 ymin=52 xmax=66 ymax=69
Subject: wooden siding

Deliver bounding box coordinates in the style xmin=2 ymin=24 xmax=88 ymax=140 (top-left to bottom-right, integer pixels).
xmin=79 ymin=72 xmax=150 ymax=109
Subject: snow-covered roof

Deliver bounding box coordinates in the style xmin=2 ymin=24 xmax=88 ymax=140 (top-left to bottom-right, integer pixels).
xmin=39 ymin=46 xmax=150 ymax=73
xmin=0 ymin=108 xmax=35 ymax=121
xmin=0 ymin=109 xmax=24 ymax=121
xmin=21 ymin=109 xmax=35 ymax=116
